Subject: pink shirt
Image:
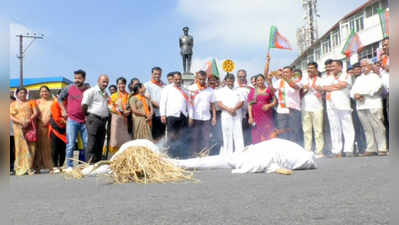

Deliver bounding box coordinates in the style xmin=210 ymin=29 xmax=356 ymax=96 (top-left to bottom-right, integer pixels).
xmin=59 ymin=85 xmax=87 ymax=123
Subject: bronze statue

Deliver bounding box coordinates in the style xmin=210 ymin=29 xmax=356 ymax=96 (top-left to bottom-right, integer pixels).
xmin=179 ymin=27 xmax=193 ymax=74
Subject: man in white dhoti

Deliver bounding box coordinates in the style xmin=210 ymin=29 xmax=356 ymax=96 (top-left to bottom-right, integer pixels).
xmin=216 ymin=74 xmax=245 ymax=156
xmin=318 ymin=60 xmax=355 ymax=157
xmin=235 ymin=69 xmax=252 ymax=146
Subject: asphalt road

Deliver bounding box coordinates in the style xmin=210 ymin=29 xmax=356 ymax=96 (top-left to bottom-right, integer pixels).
xmin=10 ymin=156 xmax=389 ymax=225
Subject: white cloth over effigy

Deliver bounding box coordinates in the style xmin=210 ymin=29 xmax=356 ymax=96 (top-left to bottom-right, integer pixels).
xmin=173 ymin=138 xmax=317 ymax=174
xmin=80 ymin=138 xmax=316 ymax=176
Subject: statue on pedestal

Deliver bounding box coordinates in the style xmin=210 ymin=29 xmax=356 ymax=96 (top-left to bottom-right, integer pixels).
xmin=179 ymin=27 xmax=194 ymax=74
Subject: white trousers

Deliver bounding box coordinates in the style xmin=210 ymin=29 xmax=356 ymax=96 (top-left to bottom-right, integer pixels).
xmin=326 ymin=108 xmax=355 ymax=154
xmin=220 ymin=113 xmax=244 ymax=156
xmin=357 ymin=108 xmax=387 ymax=153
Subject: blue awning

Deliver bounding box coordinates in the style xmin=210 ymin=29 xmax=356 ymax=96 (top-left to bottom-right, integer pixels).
xmin=9 ymin=76 xmax=72 ymax=88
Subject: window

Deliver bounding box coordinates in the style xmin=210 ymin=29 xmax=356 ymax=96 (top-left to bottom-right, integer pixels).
xmin=315 ymin=47 xmax=321 ymax=60
xmin=341 ymin=23 xmax=350 ymax=38
xmin=366 ymin=2 xmax=380 ymax=17
xmin=349 ymin=14 xmax=364 ymax=32
xmin=322 ymin=38 xmax=331 ymax=54
xmin=359 ymin=42 xmax=380 ymax=59
xmin=331 ymin=29 xmax=341 ymax=47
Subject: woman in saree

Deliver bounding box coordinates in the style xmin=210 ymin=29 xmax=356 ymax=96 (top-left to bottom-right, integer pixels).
xmin=34 ymin=86 xmax=54 ymax=173
xmin=108 ymin=77 xmax=132 ymax=154
xmin=248 ymin=74 xmax=277 ymax=144
xmin=10 ymin=88 xmax=38 ymax=176
xmin=130 ymin=83 xmax=153 ymax=141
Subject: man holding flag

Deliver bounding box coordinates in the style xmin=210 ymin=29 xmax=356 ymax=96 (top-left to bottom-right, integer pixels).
xmin=271 ymin=66 xmax=303 ymax=145
xmin=267 ymin=26 xmax=303 ymax=145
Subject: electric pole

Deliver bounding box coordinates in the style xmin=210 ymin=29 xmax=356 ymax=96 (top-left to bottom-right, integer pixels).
xmin=16 ymin=33 xmax=44 ymax=88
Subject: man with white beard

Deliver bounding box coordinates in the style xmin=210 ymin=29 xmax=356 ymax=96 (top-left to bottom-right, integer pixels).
xmin=350 ymin=58 xmax=387 ymax=156
xmin=235 ymin=69 xmax=252 ymax=146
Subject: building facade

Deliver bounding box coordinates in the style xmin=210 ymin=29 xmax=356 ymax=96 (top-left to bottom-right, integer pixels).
xmin=291 ymin=0 xmax=389 ymax=77
xmin=9 ymin=76 xmax=72 ymax=99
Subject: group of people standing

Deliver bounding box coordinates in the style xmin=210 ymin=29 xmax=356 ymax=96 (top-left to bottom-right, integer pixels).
xmin=10 ymin=86 xmax=66 ymax=176
xmin=10 ymin=38 xmax=389 ymax=176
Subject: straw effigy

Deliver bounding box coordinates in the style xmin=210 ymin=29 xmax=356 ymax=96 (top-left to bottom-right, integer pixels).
xmin=110 ymin=146 xmax=194 ymax=184
xmin=65 ymin=146 xmax=194 ymax=184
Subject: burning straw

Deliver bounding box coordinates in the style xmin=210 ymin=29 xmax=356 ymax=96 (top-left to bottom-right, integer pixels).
xmin=110 ymin=146 xmax=194 ymax=184
xmin=65 ymin=146 xmax=194 ymax=184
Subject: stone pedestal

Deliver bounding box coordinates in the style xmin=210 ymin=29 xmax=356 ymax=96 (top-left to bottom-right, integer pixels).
xmin=182 ymin=72 xmax=195 ymax=87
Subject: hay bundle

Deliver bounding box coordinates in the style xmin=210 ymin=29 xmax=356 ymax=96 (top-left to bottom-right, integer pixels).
xmin=65 ymin=164 xmax=85 ymax=179
xmin=109 ymin=146 xmax=193 ymax=184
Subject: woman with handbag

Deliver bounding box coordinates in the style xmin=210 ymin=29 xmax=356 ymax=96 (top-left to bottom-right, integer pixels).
xmin=10 ymin=88 xmax=38 ymax=176
xmin=34 ymin=86 xmax=54 ymax=173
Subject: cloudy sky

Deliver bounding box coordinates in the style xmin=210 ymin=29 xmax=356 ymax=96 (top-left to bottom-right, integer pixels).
xmin=5 ymin=0 xmax=367 ymax=84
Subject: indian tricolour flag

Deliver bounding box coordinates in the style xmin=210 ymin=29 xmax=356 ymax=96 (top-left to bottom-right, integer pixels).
xmin=268 ymin=26 xmax=292 ymax=50
xmin=341 ymin=31 xmax=363 ymax=58
xmin=377 ymin=8 xmax=389 ymax=38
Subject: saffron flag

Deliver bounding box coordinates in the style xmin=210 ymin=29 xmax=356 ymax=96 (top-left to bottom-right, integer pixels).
xmin=203 ymin=58 xmax=220 ymax=78
xmin=341 ymin=31 xmax=363 ymax=58
xmin=268 ymin=26 xmax=292 ymax=50
xmin=377 ymin=8 xmax=389 ymax=38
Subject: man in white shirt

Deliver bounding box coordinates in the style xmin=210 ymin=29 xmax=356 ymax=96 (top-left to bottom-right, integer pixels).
xmin=208 ymin=75 xmax=223 ymax=155
xmin=319 ymin=60 xmax=355 ymax=157
xmin=187 ymin=71 xmax=217 ymax=155
xmin=216 ymin=73 xmax=245 ymax=155
xmin=82 ymin=74 xmax=110 ymax=164
xmin=271 ymin=66 xmax=303 ymax=146
xmin=301 ymin=62 xmax=324 ymax=156
xmin=320 ymin=59 xmax=334 ymax=153
xmin=235 ymin=69 xmax=252 ymax=146
xmin=167 ymin=72 xmax=175 ymax=85
xmin=160 ymin=72 xmax=192 ymax=158
xmin=350 ymin=58 xmax=386 ymax=156
xmin=144 ymin=67 xmax=166 ymax=142
xmin=350 ymin=63 xmax=367 ymax=154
